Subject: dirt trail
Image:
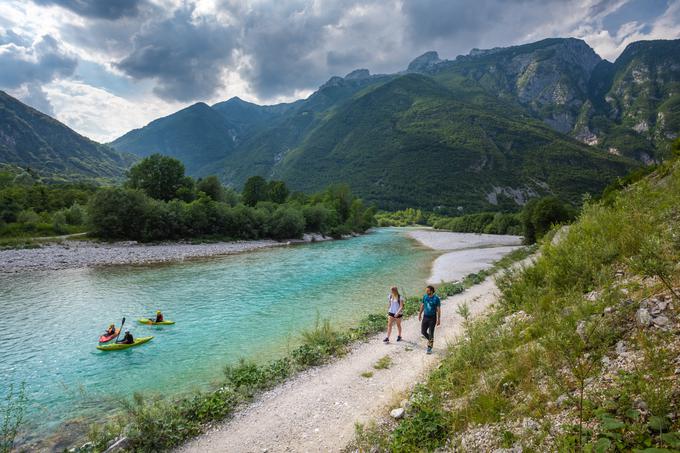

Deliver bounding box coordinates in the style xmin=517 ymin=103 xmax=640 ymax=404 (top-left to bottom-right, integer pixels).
xmin=180 ymin=272 xmax=513 ymax=453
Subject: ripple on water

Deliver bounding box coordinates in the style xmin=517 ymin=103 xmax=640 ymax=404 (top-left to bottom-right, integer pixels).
xmin=0 ymin=229 xmax=436 ymax=445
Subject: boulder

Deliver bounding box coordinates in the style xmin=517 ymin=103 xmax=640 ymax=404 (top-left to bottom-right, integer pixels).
xmin=576 ymin=320 xmax=586 ymax=339
xmin=615 ymin=340 xmax=627 ymax=355
xmin=390 ymin=407 xmax=405 ymax=419
xmin=584 ymin=290 xmax=600 ymax=302
xmin=636 ymin=308 xmax=652 ymax=327
xmin=652 ymin=315 xmax=670 ymax=327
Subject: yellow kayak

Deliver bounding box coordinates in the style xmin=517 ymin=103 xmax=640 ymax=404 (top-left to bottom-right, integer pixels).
xmin=138 ymin=318 xmax=175 ymax=325
xmin=96 ymin=336 xmax=153 ymax=351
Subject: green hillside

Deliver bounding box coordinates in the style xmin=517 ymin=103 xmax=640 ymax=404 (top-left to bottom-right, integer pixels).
xmin=0 ymin=91 xmax=135 ymax=181
xmin=108 ymin=37 xmax=680 ymax=211
xmin=109 ymin=102 xmax=238 ymax=175
xmin=272 ymin=74 xmax=634 ymax=212
xmin=355 ymin=156 xmax=680 ymax=452
xmin=204 ymin=73 xmax=392 ymax=182
xmin=585 ymin=40 xmax=680 ymax=161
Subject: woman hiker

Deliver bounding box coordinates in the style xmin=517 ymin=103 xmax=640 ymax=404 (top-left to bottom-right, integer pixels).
xmin=383 ymin=286 xmax=405 ymax=343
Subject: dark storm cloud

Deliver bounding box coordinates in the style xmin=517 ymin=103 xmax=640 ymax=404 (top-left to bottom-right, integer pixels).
xmin=5 ymin=0 xmax=668 ymax=107
xmin=114 ymin=6 xmax=238 ymax=102
xmin=33 ymin=0 xmax=145 ymax=20
xmin=401 ymin=0 xmax=565 ymax=56
xmin=400 ymin=0 xmax=629 ymax=58
xmin=0 ymin=34 xmax=77 ymax=88
xmin=236 ymin=1 xmax=352 ymax=98
xmin=21 ymin=83 xmax=56 ymax=115
xmin=0 ymin=33 xmax=76 ymax=113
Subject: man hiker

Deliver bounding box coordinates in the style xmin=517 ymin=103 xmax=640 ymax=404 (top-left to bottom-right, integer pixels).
xmin=418 ymin=285 xmax=441 ymax=354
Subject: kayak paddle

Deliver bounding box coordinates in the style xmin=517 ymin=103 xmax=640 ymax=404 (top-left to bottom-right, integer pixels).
xmin=114 ymin=317 xmax=125 ymax=344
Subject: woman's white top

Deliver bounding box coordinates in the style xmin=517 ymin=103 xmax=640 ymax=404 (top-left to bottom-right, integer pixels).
xmin=388 ymin=294 xmax=404 ymax=314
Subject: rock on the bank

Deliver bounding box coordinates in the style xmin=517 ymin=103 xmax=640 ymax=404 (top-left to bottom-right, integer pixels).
xmin=390 ymin=407 xmax=405 ymax=419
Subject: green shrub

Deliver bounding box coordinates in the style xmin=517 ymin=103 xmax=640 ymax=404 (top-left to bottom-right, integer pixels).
xmin=370 ymin=161 xmax=680 ymax=452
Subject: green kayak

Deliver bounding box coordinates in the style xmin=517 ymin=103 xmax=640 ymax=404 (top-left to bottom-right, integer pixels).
xmin=138 ymin=318 xmax=175 ymax=325
xmin=96 ymin=336 xmax=153 ymax=351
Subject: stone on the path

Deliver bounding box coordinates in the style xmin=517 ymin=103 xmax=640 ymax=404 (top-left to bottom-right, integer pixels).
xmin=390 ymin=407 xmax=405 ymax=419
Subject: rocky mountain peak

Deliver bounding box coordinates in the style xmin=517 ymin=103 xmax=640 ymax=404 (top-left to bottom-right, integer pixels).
xmin=319 ymin=76 xmax=346 ymax=89
xmin=407 ymin=51 xmax=442 ymax=72
xmin=551 ymin=38 xmax=602 ymax=75
xmin=345 ymin=69 xmax=370 ymax=80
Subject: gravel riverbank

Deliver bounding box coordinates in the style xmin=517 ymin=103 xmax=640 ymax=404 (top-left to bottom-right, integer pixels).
xmin=0 ymin=234 xmax=330 ymax=273
xmin=407 ymin=230 xmax=523 ymax=283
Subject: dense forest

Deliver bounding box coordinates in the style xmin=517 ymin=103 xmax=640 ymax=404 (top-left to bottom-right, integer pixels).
xmin=0 ymin=155 xmax=375 ymax=242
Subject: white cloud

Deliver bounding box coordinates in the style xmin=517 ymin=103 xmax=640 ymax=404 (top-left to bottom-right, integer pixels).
xmin=43 ymin=80 xmax=182 ymax=142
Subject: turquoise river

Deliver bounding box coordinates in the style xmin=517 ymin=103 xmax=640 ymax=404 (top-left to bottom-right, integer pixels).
xmin=0 ymin=228 xmax=439 ymax=447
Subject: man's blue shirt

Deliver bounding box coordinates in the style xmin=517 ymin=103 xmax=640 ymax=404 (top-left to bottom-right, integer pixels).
xmin=422 ymin=294 xmax=441 ymax=317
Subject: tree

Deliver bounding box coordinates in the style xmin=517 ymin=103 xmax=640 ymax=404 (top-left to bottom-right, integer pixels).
xmin=322 ymin=184 xmax=352 ymax=223
xmin=196 ymin=175 xmax=225 ymax=202
xmin=672 ymin=137 xmax=680 ymax=158
xmin=269 ymin=206 xmax=305 ymax=239
xmin=521 ymin=197 xmax=575 ymax=244
xmin=242 ymin=176 xmax=268 ymax=206
xmin=87 ymin=188 xmax=152 ymax=240
xmin=126 ymin=154 xmax=188 ymax=201
xmin=267 ymin=180 xmax=290 ymax=204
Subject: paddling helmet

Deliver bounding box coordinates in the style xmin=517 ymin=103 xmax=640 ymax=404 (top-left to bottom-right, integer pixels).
xmin=156 ymin=310 xmax=161 ymax=314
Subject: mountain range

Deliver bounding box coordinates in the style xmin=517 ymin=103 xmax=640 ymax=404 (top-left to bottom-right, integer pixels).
xmin=0 ymin=91 xmax=135 ymax=181
xmin=109 ymin=37 xmax=679 ymax=212
xmin=1 ymin=37 xmax=678 ymax=212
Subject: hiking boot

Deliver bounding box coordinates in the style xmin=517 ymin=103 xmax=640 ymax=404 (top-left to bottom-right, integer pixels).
xmin=397 ymin=336 xmax=402 ymax=342
xmin=426 ymin=347 xmax=432 ymax=354
xmin=383 ymin=337 xmax=389 ymax=343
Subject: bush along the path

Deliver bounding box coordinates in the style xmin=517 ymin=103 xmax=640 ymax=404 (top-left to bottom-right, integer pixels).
xmin=86 ymin=247 xmax=532 ymax=452
xmin=353 ymin=159 xmax=680 ymax=452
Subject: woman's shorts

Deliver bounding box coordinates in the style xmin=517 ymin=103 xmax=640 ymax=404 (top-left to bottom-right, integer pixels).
xmin=388 ymin=312 xmax=403 ymax=318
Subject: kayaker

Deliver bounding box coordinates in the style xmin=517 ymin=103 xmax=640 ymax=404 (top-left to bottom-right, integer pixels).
xmin=118 ymin=330 xmax=134 ymax=344
xmin=105 ymin=324 xmax=116 ymax=336
xmin=154 ymin=311 xmax=164 ymax=323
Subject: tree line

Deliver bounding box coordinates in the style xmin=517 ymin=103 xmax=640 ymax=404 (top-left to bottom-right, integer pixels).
xmin=89 ymin=154 xmax=375 ymax=241
xmin=0 ymin=155 xmax=376 ymax=242
xmin=376 ymin=197 xmax=577 ymax=244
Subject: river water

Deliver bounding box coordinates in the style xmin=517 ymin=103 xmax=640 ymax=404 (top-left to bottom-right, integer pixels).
xmin=1 ymin=228 xmax=440 ymax=446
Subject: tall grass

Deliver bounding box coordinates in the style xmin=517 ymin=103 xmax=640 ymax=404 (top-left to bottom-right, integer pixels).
xmin=357 ymin=160 xmax=680 ymax=452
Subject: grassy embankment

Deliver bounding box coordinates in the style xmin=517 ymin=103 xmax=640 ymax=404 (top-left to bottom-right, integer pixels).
xmin=353 ymin=161 xmax=680 ymax=451
xmin=82 ymin=248 xmax=533 ymax=452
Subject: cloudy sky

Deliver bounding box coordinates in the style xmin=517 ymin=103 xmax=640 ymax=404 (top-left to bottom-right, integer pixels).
xmin=1 ymin=0 xmax=678 ymax=142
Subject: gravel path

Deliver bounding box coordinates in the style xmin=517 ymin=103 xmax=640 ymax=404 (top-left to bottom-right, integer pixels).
xmin=0 ymin=234 xmax=329 ymax=273
xmin=179 ymin=268 xmax=514 ymax=453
